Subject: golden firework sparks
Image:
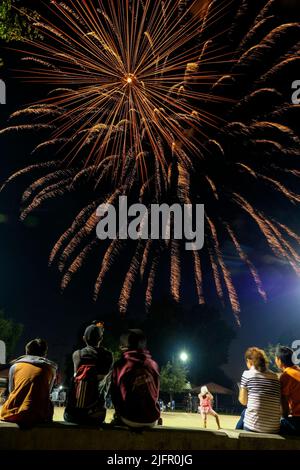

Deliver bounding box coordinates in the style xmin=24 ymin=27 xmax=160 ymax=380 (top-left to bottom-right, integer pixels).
xmin=2 ymin=0 xmax=300 ymax=320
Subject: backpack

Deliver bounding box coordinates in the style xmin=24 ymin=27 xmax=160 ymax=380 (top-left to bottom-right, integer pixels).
xmin=73 ymin=364 xmax=99 ymax=409
xmin=64 ymin=362 xmax=105 ymax=423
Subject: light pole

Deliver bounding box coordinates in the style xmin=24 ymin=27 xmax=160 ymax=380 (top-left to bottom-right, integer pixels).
xmin=178 ymin=351 xmax=193 ymax=412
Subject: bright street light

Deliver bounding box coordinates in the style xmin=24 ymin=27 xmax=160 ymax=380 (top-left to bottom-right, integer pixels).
xmin=179 ymin=351 xmax=189 ymax=363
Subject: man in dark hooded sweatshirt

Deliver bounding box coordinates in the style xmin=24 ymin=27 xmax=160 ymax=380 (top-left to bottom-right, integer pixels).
xmin=110 ymin=329 xmax=160 ymax=428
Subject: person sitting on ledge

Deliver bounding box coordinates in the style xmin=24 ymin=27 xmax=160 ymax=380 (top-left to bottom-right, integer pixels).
xmin=110 ymin=329 xmax=160 ymax=428
xmin=0 ymin=338 xmax=57 ymax=429
xmin=236 ymin=347 xmax=281 ymax=433
xmin=275 ymin=345 xmax=300 ymax=435
xmin=64 ymin=321 xmax=113 ymax=425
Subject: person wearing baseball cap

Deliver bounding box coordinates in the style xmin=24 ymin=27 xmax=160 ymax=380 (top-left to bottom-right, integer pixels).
xmin=64 ymin=320 xmax=113 ymax=424
xmin=71 ymin=321 xmax=110 ymax=373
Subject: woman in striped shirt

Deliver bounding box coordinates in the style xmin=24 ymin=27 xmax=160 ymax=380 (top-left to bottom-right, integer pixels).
xmin=238 ymin=347 xmax=281 ymax=433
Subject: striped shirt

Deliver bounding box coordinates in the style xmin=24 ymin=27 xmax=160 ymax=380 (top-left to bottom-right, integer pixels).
xmin=241 ymin=367 xmax=281 ymax=433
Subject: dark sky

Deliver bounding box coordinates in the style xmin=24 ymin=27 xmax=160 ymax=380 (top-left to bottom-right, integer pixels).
xmin=0 ymin=0 xmax=300 ymax=384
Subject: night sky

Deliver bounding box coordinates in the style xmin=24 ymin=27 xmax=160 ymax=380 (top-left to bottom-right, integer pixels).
xmin=0 ymin=0 xmax=300 ymax=385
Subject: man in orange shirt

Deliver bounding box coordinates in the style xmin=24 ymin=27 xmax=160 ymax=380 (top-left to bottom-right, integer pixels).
xmin=0 ymin=338 xmax=57 ymax=428
xmin=275 ymin=345 xmax=300 ymax=435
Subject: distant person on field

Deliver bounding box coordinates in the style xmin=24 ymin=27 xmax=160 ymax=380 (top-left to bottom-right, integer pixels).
xmin=59 ymin=389 xmax=66 ymax=407
xmin=237 ymin=347 xmax=281 ymax=433
xmin=110 ymin=329 xmax=160 ymax=428
xmin=158 ymin=398 xmax=165 ymax=412
xmin=275 ymin=345 xmax=300 ymax=435
xmin=186 ymin=392 xmax=193 ymax=413
xmin=198 ymin=385 xmax=221 ymax=429
xmin=0 ymin=338 xmax=57 ymax=428
xmin=64 ymin=321 xmax=113 ymax=425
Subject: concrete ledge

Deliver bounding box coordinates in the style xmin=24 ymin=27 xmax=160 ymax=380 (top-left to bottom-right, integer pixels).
xmin=0 ymin=422 xmax=300 ymax=451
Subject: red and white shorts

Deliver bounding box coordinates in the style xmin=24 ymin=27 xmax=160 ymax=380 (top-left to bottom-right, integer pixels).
xmin=199 ymin=406 xmax=217 ymax=417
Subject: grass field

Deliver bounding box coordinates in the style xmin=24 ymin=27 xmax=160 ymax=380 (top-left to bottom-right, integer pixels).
xmin=54 ymin=407 xmax=239 ymax=430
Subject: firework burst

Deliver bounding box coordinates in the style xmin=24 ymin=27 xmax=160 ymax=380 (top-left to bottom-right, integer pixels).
xmin=9 ymin=0 xmax=225 ymax=182
xmin=2 ymin=0 xmax=300 ymax=323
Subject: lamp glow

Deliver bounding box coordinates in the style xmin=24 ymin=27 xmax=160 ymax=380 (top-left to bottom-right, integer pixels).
xmin=179 ymin=351 xmax=189 ymax=362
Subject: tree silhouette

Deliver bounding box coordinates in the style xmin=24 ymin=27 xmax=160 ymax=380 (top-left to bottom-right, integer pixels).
xmin=160 ymin=361 xmax=188 ymax=403
xmin=0 ymin=309 xmax=23 ymax=359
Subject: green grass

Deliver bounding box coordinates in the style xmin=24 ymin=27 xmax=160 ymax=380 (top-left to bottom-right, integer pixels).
xmin=54 ymin=407 xmax=239 ymax=430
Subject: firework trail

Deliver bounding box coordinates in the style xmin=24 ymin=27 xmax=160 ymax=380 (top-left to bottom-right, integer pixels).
xmin=1 ymin=0 xmax=300 ymax=322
